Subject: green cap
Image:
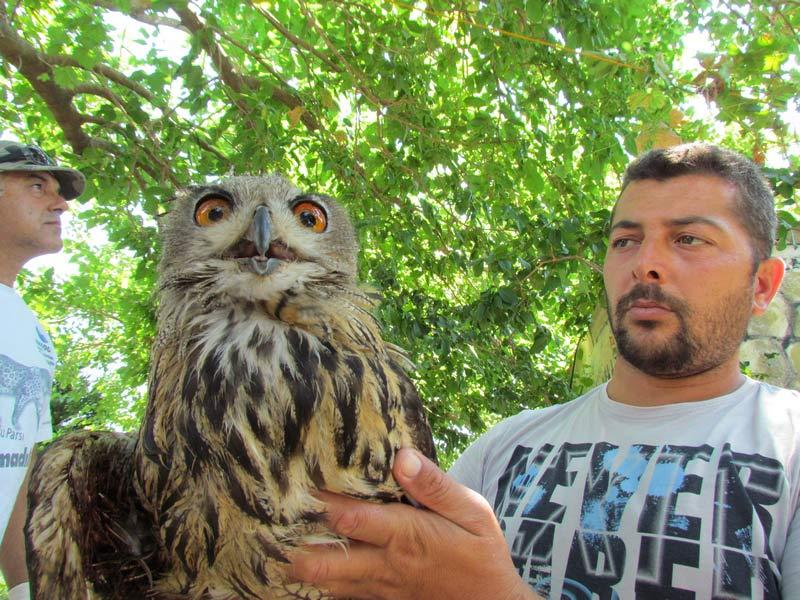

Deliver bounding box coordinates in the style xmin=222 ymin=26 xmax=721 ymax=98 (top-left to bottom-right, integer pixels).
xmin=0 ymin=141 xmax=85 ymax=200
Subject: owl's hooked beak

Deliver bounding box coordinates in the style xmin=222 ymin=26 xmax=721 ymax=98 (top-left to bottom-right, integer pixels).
xmin=250 ymin=205 xmax=275 ymax=276
xmin=229 ymin=205 xmax=297 ymax=275
xmin=253 ymin=205 xmax=271 ymax=256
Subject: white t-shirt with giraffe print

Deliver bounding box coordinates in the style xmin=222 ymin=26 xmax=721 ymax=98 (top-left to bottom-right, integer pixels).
xmin=0 ymin=283 xmax=54 ymax=540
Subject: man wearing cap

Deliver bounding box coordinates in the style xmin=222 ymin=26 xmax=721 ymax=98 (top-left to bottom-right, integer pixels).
xmin=0 ymin=141 xmax=85 ymax=600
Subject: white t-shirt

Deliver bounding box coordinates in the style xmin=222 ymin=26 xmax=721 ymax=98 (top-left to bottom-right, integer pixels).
xmin=450 ymin=379 xmax=800 ymax=599
xmin=0 ymin=283 xmax=54 ymax=540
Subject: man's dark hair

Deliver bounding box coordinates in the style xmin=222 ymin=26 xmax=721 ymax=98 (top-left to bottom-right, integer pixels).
xmin=620 ymin=142 xmax=777 ymax=263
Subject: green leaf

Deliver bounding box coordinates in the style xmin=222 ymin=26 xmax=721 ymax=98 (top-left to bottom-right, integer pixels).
xmin=498 ymin=287 xmax=519 ymax=306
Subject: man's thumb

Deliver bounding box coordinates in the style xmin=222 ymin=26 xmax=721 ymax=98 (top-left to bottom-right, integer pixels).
xmin=393 ymin=448 xmax=496 ymax=535
xmin=394 ymin=447 xmax=446 ymax=508
xmin=395 ymin=447 xmax=423 ymax=480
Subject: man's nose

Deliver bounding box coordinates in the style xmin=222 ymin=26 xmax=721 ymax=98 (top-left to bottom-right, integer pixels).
xmin=631 ymin=239 xmax=665 ymax=282
xmin=51 ymin=194 xmax=68 ymax=214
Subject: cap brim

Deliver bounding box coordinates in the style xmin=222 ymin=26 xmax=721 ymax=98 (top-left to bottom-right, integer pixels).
xmin=0 ymin=163 xmax=85 ymax=199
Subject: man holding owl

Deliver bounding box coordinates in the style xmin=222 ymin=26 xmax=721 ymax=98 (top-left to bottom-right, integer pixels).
xmin=0 ymin=141 xmax=85 ymax=600
xmin=291 ymin=143 xmax=800 ymax=598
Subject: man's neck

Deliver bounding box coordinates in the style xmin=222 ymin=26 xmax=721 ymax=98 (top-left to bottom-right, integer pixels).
xmin=0 ymin=267 xmax=19 ymax=287
xmin=606 ymin=356 xmax=746 ymax=407
xmin=0 ymin=250 xmax=24 ymax=287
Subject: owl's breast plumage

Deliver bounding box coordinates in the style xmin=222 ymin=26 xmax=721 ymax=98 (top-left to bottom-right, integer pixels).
xmin=134 ymin=291 xmax=427 ymax=596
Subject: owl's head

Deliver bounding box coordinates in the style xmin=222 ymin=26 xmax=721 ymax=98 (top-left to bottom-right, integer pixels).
xmin=158 ymin=175 xmax=359 ymax=305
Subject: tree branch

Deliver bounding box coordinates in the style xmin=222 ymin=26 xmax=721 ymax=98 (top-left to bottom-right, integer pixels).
xmin=0 ymin=10 xmax=179 ymax=187
xmin=71 ymin=82 xmax=126 ymax=106
xmin=91 ymin=0 xmax=185 ymax=30
xmin=171 ymin=3 xmax=252 ymax=92
xmin=191 ymin=134 xmax=228 ymax=162
xmin=530 ymin=255 xmax=603 ymax=276
xmin=0 ymin=4 xmax=94 ymax=152
xmin=46 ymin=54 xmax=156 ymax=103
xmin=168 ymin=2 xmax=320 ymax=130
xmin=297 ymin=0 xmax=385 ymax=108
xmin=251 ymin=2 xmax=343 ymax=74
xmin=81 ymin=114 xmax=129 ymax=136
xmin=775 ymin=6 xmax=800 ymax=45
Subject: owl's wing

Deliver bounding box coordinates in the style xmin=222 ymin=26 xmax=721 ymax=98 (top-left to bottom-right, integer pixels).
xmin=26 ymin=430 xmax=163 ymax=599
xmin=386 ymin=348 xmax=437 ymax=465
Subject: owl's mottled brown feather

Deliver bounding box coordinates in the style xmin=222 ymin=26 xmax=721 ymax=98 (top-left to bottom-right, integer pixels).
xmin=26 ymin=431 xmax=165 ymax=598
xmin=25 ymin=175 xmax=436 ymax=599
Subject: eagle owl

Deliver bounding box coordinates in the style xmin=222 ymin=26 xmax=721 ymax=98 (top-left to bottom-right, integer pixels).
xmin=25 ymin=175 xmax=437 ymax=599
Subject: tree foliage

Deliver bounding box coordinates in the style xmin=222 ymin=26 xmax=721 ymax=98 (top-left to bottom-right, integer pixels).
xmin=1 ymin=0 xmax=798 ymax=463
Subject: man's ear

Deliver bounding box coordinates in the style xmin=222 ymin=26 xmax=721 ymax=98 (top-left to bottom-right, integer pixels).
xmin=752 ymin=257 xmax=785 ymax=316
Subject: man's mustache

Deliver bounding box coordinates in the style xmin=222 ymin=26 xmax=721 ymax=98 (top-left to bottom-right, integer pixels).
xmin=615 ymin=284 xmax=689 ymax=319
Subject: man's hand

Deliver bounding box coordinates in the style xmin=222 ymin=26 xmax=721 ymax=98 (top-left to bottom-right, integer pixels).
xmin=288 ymin=448 xmax=541 ymax=600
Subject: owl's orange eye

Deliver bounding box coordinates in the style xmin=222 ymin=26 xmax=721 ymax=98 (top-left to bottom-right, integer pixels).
xmin=195 ymin=196 xmax=232 ymax=227
xmin=293 ymin=201 xmax=327 ymax=233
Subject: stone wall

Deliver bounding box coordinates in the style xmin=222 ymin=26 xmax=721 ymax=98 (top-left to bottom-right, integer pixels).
xmin=572 ymin=231 xmax=800 ymax=391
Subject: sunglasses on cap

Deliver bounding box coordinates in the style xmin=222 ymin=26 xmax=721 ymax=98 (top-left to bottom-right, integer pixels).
xmin=0 ymin=140 xmax=86 ymax=199
xmin=0 ymin=144 xmax=57 ymax=166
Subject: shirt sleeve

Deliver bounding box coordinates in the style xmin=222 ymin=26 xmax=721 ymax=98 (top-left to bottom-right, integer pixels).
xmin=448 ymin=416 xmax=518 ymax=495
xmin=448 ymin=411 xmax=535 ymax=496
xmin=448 ymin=434 xmax=487 ymax=494
xmin=35 ymin=398 xmax=54 ymax=443
xmin=35 ymin=332 xmax=56 ymax=444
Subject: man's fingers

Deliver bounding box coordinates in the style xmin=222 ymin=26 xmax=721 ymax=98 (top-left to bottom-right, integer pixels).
xmin=287 ymin=544 xmax=342 ymax=586
xmin=289 ymin=457 xmax=527 ymax=599
xmin=392 ymin=448 xmax=497 ymax=536
xmin=315 ymin=491 xmax=406 ymax=547
xmin=306 ymin=450 xmax=500 ymax=556
xmin=288 ymin=542 xmax=387 ymax=596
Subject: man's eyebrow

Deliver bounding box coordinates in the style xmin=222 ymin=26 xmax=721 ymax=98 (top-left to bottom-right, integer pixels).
xmin=667 ymin=215 xmax=725 ymax=230
xmin=610 ymin=219 xmax=641 ymax=232
xmin=610 ymin=216 xmax=725 ymax=232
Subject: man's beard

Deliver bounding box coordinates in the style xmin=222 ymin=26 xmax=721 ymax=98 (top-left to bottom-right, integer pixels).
xmin=607 ymin=283 xmax=753 ymax=378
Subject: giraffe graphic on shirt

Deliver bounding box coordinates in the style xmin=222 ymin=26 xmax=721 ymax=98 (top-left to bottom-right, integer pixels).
xmin=0 ymin=353 xmax=52 ymax=430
